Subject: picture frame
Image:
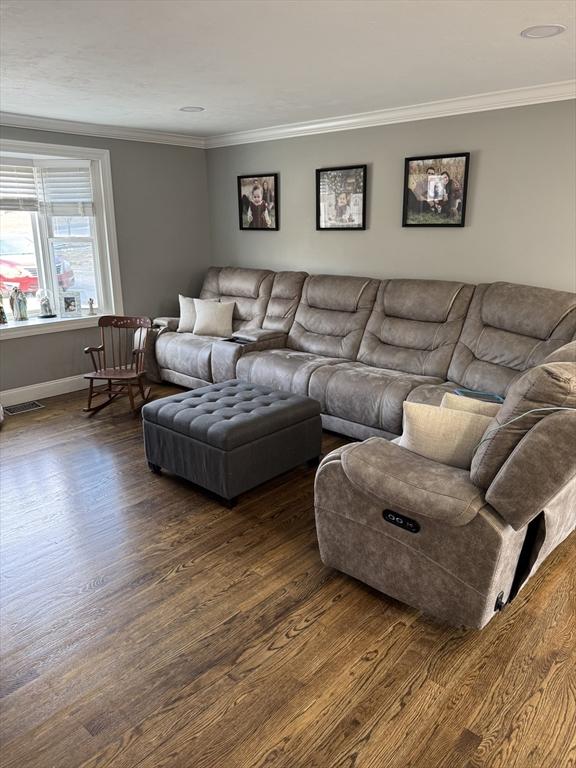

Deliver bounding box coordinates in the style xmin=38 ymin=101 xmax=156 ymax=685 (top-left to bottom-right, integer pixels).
xmin=60 ymin=290 xmax=82 ymax=317
xmin=316 ymin=165 xmax=367 ymax=230
xmin=402 ymin=153 xmax=470 ymax=227
xmin=237 ymin=173 xmax=279 ymax=230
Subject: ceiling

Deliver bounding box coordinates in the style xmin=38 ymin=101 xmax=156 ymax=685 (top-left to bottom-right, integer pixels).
xmin=1 ymin=0 xmax=574 ymax=141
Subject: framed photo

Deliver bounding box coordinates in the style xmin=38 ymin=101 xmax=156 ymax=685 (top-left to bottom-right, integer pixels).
xmin=402 ymin=153 xmax=470 ymax=227
xmin=316 ymin=165 xmax=367 ymax=230
xmin=238 ymin=174 xmax=279 ymax=230
xmin=60 ymin=290 xmax=82 ymax=317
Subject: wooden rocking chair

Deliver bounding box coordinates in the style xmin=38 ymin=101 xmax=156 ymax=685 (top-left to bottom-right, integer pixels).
xmin=84 ymin=315 xmax=153 ymax=416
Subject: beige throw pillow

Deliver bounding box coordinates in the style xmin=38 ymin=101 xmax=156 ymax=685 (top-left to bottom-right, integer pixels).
xmin=441 ymin=392 xmax=501 ymax=417
xmin=193 ymin=298 xmax=234 ymax=337
xmin=177 ymin=294 xmax=198 ymax=333
xmin=400 ymin=401 xmax=493 ymax=470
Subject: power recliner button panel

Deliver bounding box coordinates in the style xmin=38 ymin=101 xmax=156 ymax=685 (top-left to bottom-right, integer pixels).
xmin=382 ymin=510 xmax=420 ymax=533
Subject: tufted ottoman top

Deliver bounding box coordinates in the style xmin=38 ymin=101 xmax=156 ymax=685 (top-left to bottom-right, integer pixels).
xmin=142 ymin=380 xmax=321 ymax=450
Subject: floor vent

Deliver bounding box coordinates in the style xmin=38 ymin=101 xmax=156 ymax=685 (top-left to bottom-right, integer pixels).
xmin=4 ymin=401 xmax=45 ymax=416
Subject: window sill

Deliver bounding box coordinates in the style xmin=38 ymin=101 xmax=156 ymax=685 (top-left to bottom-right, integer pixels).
xmin=0 ymin=314 xmax=101 ymax=340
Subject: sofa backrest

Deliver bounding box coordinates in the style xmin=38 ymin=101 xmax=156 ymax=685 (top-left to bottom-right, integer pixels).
xmin=288 ymin=274 xmax=379 ymax=359
xmin=263 ymin=271 xmax=308 ymax=333
xmin=448 ymin=282 xmax=576 ymax=396
xmin=357 ymin=279 xmax=474 ymax=378
xmin=200 ymin=267 xmax=274 ymax=331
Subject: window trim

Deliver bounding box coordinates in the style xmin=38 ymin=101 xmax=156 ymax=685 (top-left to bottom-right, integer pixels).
xmin=0 ymin=139 xmax=123 ymax=339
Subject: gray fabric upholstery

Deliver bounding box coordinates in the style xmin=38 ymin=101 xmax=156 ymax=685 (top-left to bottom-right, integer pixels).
xmin=153 ymin=317 xmax=179 ymax=331
xmin=314 ymin=447 xmax=526 ymax=628
xmin=237 ymin=349 xmax=343 ymax=395
xmin=320 ymin=414 xmax=397 ymax=441
xmin=142 ymin=380 xmax=320 ymax=450
xmin=407 ymin=381 xmax=460 ymax=406
xmin=341 ymin=437 xmax=486 ymax=526
xmin=357 ymin=279 xmax=474 ymax=378
xmin=448 ymin=282 xmax=576 ymax=396
xmin=263 ymin=271 xmax=308 ymax=333
xmin=288 ymin=274 xmax=379 ymax=359
xmin=485 ymin=410 xmax=576 ymax=531
xmin=544 ymin=340 xmax=576 ymax=364
xmin=471 ymin=362 xmax=576 ymax=490
xmin=159 ymin=369 xmax=211 ymax=389
xmin=142 ymin=381 xmax=321 ymax=500
xmin=155 ymin=331 xmax=217 ymax=382
xmin=200 ymin=266 xmax=274 ymax=331
xmin=310 ymin=361 xmax=442 ymax=435
xmin=210 ymin=333 xmax=288 ymax=384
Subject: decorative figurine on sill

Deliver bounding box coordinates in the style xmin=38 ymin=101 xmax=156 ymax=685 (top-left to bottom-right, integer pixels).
xmin=37 ymin=289 xmax=57 ymax=318
xmin=9 ymin=287 xmax=28 ymax=321
xmin=88 ymin=297 xmax=96 ymax=316
xmin=0 ymin=296 xmax=7 ymax=325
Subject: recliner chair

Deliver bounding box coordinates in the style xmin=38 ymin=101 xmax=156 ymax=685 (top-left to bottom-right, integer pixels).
xmin=314 ymin=346 xmax=576 ymax=628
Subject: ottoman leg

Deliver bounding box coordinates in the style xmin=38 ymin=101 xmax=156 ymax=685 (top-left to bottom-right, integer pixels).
xmin=223 ymin=496 xmax=237 ymax=509
xmin=148 ymin=462 xmax=162 ymax=475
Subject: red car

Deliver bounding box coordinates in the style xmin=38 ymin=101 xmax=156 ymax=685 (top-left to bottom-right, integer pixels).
xmin=0 ymin=237 xmax=75 ymax=295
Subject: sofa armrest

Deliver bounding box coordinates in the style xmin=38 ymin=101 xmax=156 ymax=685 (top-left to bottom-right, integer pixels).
xmin=211 ymin=335 xmax=288 ymax=383
xmin=485 ymin=410 xmax=576 ymax=530
xmin=232 ymin=329 xmax=287 ymax=343
xmin=341 ymin=438 xmax=486 ymax=527
xmin=153 ymin=316 xmax=179 ymax=331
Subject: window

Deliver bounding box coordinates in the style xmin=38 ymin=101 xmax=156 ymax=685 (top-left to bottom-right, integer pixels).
xmin=0 ymin=140 xmax=121 ymax=337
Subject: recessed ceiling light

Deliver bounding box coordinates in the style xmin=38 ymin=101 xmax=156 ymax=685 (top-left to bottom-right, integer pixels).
xmin=179 ymin=105 xmax=205 ymax=113
xmin=520 ymin=24 xmax=566 ymax=38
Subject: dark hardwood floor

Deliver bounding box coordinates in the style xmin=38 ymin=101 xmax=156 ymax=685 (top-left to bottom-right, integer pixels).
xmin=0 ymin=386 xmax=575 ymax=768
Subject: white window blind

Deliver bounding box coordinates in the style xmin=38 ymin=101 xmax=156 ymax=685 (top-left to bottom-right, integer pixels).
xmin=0 ymin=164 xmax=38 ymax=211
xmin=38 ymin=164 xmax=95 ymax=216
xmin=0 ymin=162 xmax=94 ymax=215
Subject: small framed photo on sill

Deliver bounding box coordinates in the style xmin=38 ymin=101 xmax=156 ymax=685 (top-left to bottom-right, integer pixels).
xmin=316 ymin=165 xmax=367 ymax=230
xmin=60 ymin=290 xmax=82 ymax=317
xmin=402 ymin=153 xmax=470 ymax=227
xmin=238 ymin=174 xmax=279 ymax=230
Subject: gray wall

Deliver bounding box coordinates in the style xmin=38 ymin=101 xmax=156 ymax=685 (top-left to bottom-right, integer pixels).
xmin=0 ymin=126 xmax=211 ymax=390
xmin=207 ymin=101 xmax=576 ymax=292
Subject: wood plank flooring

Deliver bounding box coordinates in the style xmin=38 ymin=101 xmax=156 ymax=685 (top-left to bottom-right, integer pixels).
xmin=0 ymin=386 xmax=575 ymax=768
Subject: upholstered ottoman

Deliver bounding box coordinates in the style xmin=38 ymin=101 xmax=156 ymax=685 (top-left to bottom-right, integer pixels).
xmin=142 ymin=380 xmax=322 ymax=504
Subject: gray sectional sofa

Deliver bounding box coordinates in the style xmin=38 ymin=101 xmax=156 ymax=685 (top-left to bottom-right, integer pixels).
xmin=149 ymin=266 xmax=575 ymax=628
xmin=151 ymin=266 xmax=576 ymax=440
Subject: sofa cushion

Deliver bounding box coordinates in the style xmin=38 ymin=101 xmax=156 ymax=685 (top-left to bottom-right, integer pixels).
xmin=309 ymin=361 xmax=443 ymax=435
xmin=357 ymin=279 xmax=474 ymax=378
xmin=288 ymin=274 xmax=379 ymax=359
xmin=200 ymin=266 xmax=274 ymax=331
xmin=236 ymin=348 xmax=343 ymax=395
xmin=193 ymin=299 xmax=234 ymax=337
xmin=471 ymin=361 xmax=576 ymax=490
xmin=448 ymin=282 xmax=576 ymax=396
xmin=400 ymin=401 xmax=493 ymax=470
xmin=440 ymin=392 xmax=501 ymax=417
xmin=155 ymin=331 xmax=218 ymax=382
xmin=263 ymin=271 xmax=308 ymax=333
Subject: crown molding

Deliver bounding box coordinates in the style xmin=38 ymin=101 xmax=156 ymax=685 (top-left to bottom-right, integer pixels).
xmin=1 ymin=80 xmax=574 ymax=150
xmin=0 ymin=112 xmax=207 ymax=148
xmin=204 ymin=80 xmax=576 ymax=148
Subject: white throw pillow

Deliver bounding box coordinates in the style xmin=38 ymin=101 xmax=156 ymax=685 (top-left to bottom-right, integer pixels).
xmin=177 ymin=294 xmax=198 ymax=333
xmin=441 ymin=392 xmax=501 ymax=417
xmin=193 ymin=299 xmax=234 ymax=337
xmin=399 ymin=401 xmax=493 ymax=470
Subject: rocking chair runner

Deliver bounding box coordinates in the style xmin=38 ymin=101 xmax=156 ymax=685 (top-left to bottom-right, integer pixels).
xmin=84 ymin=315 xmax=153 ymax=415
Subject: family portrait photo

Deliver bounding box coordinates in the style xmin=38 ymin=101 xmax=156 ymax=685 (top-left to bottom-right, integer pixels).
xmin=316 ymin=165 xmax=367 ymax=230
xmin=237 ymin=174 xmax=278 ymax=230
xmin=402 ymin=153 xmax=470 ymax=227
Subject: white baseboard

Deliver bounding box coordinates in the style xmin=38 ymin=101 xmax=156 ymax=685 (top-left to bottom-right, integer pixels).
xmin=0 ymin=374 xmax=89 ymax=406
